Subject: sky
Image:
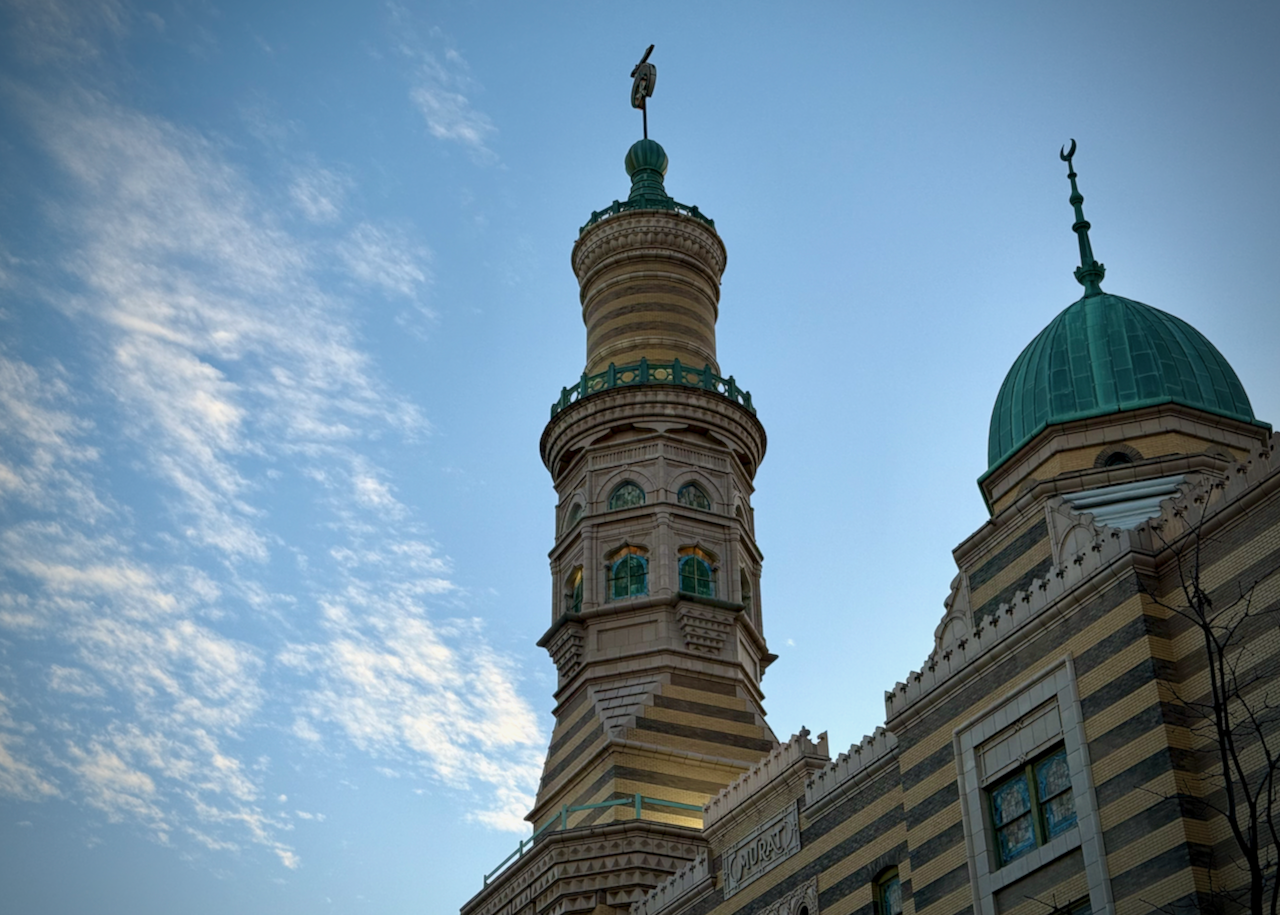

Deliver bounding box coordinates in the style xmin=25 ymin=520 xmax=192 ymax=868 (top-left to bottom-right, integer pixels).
xmin=0 ymin=1 xmax=1277 ymax=913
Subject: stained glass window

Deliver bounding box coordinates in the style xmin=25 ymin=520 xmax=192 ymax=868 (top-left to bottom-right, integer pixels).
xmin=568 ymin=568 xmax=583 ymax=614
xmin=609 ymin=554 xmax=647 ymax=600
xmin=1036 ymin=749 xmax=1078 ymax=838
xmin=989 ymin=747 xmax=1077 ymax=865
xmin=679 ymin=556 xmax=715 ymax=598
xmin=677 ymin=483 xmax=712 ymax=511
xmin=608 ymin=482 xmax=645 ymax=510
xmin=876 ymin=869 xmax=903 ymax=915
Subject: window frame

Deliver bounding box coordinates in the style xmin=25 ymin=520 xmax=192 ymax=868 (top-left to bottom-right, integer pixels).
xmin=987 ymin=745 xmax=1078 ymax=866
xmin=954 ymin=657 xmax=1113 ymax=915
xmin=566 ymin=567 xmax=583 ymax=614
xmin=678 ymin=554 xmax=716 ymax=598
xmin=608 ymin=482 xmax=645 ymax=511
xmin=875 ymin=867 xmax=903 ymax=915
xmin=677 ymin=482 xmax=712 ymax=511
xmin=607 ymin=550 xmax=648 ymax=601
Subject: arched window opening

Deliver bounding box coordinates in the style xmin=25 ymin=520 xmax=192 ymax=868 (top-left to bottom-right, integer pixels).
xmin=1094 ymin=444 xmax=1142 ymax=468
xmin=677 ymin=482 xmax=712 ymax=511
xmin=566 ymin=503 xmax=584 ymax=530
xmin=740 ymin=569 xmax=753 ymax=614
xmin=875 ymin=868 xmax=903 ymax=915
xmin=608 ymin=548 xmax=648 ymax=600
xmin=678 ymin=548 xmax=716 ymax=598
xmin=567 ymin=567 xmax=583 ymax=614
xmin=608 ymin=482 xmax=645 ymax=510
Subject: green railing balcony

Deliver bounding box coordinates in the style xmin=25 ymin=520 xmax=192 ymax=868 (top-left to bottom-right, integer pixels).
xmin=579 ymin=195 xmax=715 ymax=235
xmin=482 ymin=793 xmax=703 ymax=886
xmin=550 ymin=357 xmax=755 ymax=418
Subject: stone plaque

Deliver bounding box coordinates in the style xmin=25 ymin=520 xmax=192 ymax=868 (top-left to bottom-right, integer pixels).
xmin=722 ymin=805 xmax=801 ymax=897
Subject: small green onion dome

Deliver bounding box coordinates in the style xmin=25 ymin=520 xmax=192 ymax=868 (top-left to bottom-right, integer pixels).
xmin=987 ymin=293 xmax=1262 ymax=472
xmin=625 ymin=139 xmax=670 ymax=202
xmin=625 ymin=138 xmax=668 ymax=178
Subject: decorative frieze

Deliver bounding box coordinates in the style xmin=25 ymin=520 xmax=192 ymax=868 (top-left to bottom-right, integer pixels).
xmin=722 ymin=805 xmax=801 ymax=898
xmin=759 ymin=877 xmax=820 ymax=915
xmin=804 ymin=727 xmax=898 ymax=810
xmin=705 ymin=728 xmax=828 ymax=829
xmin=629 ymin=854 xmax=710 ymax=915
xmin=547 ymin=620 xmax=584 ymax=683
xmin=676 ymin=604 xmax=733 ymax=655
xmin=886 ymin=432 xmax=1278 ymax=722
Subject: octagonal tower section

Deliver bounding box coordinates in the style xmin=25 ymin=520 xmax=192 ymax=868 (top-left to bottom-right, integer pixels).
xmin=532 ymin=137 xmax=776 ymax=846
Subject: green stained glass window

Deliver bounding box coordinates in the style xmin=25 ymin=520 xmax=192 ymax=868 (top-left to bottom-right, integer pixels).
xmin=989 ymin=747 xmax=1077 ymax=866
xmin=677 ymin=483 xmax=712 ymax=511
xmin=876 ymin=869 xmax=903 ymax=915
xmin=568 ymin=568 xmax=583 ymax=614
xmin=679 ymin=556 xmax=715 ymax=598
xmin=1036 ymin=750 xmax=1078 ymax=838
xmin=608 ymin=482 xmax=645 ymax=510
xmin=609 ymin=554 xmax=647 ymax=600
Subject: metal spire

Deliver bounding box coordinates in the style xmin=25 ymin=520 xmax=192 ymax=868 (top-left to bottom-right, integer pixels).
xmin=1060 ymin=139 xmax=1106 ymax=297
xmin=631 ymin=44 xmax=656 ymax=139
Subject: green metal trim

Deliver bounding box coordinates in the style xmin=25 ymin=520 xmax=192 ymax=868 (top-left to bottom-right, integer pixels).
xmin=985 ymin=292 xmax=1265 ymax=477
xmin=580 ymin=196 xmax=714 ymax=235
xmin=482 ymin=793 xmax=704 ymax=886
xmin=550 ymin=357 xmax=755 ymax=418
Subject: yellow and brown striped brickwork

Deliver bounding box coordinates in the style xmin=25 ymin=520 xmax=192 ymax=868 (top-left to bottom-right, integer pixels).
xmin=624 ymin=434 xmax=1279 ymax=915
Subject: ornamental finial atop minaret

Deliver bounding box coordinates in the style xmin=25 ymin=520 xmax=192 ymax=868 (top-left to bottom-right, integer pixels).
xmin=1060 ymin=139 xmax=1106 ymax=297
xmin=631 ymin=44 xmax=656 ymax=138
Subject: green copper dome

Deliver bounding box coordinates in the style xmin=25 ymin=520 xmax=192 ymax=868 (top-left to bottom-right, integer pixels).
xmin=986 ymin=292 xmax=1262 ymax=472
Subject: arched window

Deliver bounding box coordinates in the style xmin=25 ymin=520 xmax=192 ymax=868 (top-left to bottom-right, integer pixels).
xmin=608 ymin=549 xmax=648 ymax=600
xmin=567 ymin=567 xmax=583 ymax=614
xmin=1094 ymin=444 xmax=1142 ymax=468
xmin=740 ymin=569 xmax=753 ymax=614
xmin=608 ymin=482 xmax=645 ymax=510
xmin=678 ymin=549 xmax=716 ymax=598
xmin=875 ymin=868 xmax=902 ymax=915
xmin=565 ymin=503 xmax=584 ymax=530
xmin=677 ymin=482 xmax=711 ymax=511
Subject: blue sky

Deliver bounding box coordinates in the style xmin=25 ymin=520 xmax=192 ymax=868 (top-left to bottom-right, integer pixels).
xmin=1 ymin=2 xmax=1277 ymax=913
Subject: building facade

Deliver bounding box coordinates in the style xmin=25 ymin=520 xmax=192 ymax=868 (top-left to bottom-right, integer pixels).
xmin=460 ymin=133 xmax=1280 ymax=915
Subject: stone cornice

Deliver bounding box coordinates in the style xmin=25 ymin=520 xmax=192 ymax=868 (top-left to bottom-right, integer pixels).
xmin=459 ymin=820 xmax=706 ymax=915
xmin=890 ymin=431 xmax=1278 ymax=727
xmin=541 ymin=385 xmax=766 ymax=483
xmin=703 ymin=728 xmax=828 ymax=830
xmin=572 ymin=209 xmax=727 ymax=296
xmin=979 ymin=401 xmax=1270 ymax=512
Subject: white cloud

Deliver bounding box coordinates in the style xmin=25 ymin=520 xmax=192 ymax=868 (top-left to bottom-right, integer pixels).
xmin=340 ymin=223 xmax=433 ymax=302
xmin=388 ymin=7 xmax=499 ymax=163
xmin=289 ymin=166 xmax=348 ymax=224
xmin=3 ymin=0 xmax=127 ymax=65
xmin=0 ymin=71 xmax=543 ymax=866
xmin=282 ymin=576 xmax=541 ymax=832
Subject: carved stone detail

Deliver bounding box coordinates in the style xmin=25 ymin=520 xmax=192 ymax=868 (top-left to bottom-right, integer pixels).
xmin=759 ymin=876 xmax=820 ymax=915
xmin=573 ymin=211 xmax=727 ymax=288
xmin=676 ymin=604 xmax=733 ymax=655
xmin=722 ymin=805 xmax=801 ymax=897
xmin=547 ymin=620 xmax=584 ymax=684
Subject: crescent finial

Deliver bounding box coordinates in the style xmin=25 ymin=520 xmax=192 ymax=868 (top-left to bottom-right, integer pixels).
xmin=1060 ymin=138 xmax=1077 ymax=162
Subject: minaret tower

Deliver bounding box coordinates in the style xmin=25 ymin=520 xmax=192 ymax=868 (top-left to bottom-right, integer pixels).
xmin=462 ymin=50 xmax=776 ymax=915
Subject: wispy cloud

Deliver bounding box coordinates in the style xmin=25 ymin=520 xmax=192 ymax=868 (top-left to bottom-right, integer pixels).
xmin=289 ymin=166 xmax=348 ymax=224
xmin=0 ymin=73 xmax=540 ymax=867
xmin=281 ymin=566 xmax=542 ymax=831
xmin=388 ymin=7 xmax=499 ymax=163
